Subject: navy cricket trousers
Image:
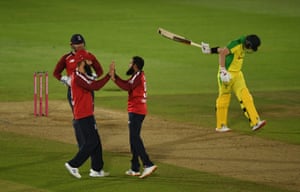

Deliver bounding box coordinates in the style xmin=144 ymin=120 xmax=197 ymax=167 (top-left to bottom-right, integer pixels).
xmin=68 ymin=87 xmax=94 ymax=148
xmin=68 ymin=115 xmax=104 ymax=172
xmin=129 ymin=112 xmax=153 ymax=172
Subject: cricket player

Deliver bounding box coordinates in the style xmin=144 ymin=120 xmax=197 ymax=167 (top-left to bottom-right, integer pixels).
xmin=201 ymin=35 xmax=266 ymax=132
xmin=64 ymin=49 xmax=111 ymax=179
xmin=109 ymin=56 xmax=157 ymax=179
xmin=53 ymin=34 xmax=103 ymax=146
xmin=53 ymin=33 xmax=103 ymax=109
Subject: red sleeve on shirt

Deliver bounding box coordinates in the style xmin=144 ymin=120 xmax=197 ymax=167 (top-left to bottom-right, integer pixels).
xmin=74 ymin=72 xmax=110 ymax=91
xmin=92 ymin=74 xmax=110 ymax=90
xmin=114 ymin=73 xmax=142 ymax=91
xmin=114 ymin=74 xmax=130 ymax=90
xmin=53 ymin=54 xmax=68 ymax=80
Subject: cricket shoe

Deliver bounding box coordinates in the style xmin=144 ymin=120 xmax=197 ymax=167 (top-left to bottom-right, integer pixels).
xmin=215 ymin=125 xmax=231 ymax=133
xmin=139 ymin=165 xmax=157 ymax=179
xmin=65 ymin=162 xmax=81 ymax=179
xmin=252 ymin=120 xmax=266 ymax=131
xmin=125 ymin=169 xmax=141 ymax=176
xmin=89 ymin=169 xmax=110 ymax=177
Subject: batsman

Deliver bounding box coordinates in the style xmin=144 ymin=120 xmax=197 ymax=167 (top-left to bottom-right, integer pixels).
xmin=201 ymin=35 xmax=266 ymax=132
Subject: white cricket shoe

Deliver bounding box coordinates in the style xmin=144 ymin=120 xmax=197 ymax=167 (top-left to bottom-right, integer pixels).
xmin=65 ymin=162 xmax=81 ymax=179
xmin=252 ymin=120 xmax=266 ymax=131
xmin=125 ymin=169 xmax=141 ymax=176
xmin=139 ymin=165 xmax=157 ymax=179
xmin=89 ymin=169 xmax=110 ymax=177
xmin=215 ymin=125 xmax=231 ymax=133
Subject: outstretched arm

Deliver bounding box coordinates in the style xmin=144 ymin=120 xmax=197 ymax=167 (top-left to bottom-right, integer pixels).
xmin=75 ymin=73 xmax=110 ymax=91
xmin=109 ymin=61 xmax=139 ymax=91
xmin=114 ymin=75 xmax=131 ymax=91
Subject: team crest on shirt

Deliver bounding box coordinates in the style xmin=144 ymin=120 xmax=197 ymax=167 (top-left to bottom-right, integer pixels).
xmin=70 ymin=59 xmax=75 ymax=63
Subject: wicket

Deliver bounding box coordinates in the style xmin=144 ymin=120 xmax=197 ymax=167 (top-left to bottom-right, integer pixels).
xmin=34 ymin=71 xmax=48 ymax=116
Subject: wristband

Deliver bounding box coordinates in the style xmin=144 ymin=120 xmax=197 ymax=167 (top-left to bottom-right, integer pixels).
xmin=211 ymin=47 xmax=219 ymax=54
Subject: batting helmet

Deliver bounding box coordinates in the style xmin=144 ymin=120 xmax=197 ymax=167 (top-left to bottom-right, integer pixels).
xmin=245 ymin=34 xmax=261 ymax=51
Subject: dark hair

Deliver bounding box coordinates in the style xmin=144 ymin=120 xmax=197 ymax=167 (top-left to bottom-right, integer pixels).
xmin=133 ymin=56 xmax=144 ymax=70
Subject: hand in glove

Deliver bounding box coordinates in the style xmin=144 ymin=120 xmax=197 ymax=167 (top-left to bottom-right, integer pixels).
xmin=220 ymin=67 xmax=231 ymax=83
xmin=60 ymin=76 xmax=71 ymax=86
xmin=201 ymin=42 xmax=211 ymax=54
xmin=92 ymin=73 xmax=98 ymax=80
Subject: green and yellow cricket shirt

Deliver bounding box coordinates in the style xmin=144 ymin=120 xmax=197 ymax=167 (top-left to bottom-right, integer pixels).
xmin=225 ymin=36 xmax=246 ymax=72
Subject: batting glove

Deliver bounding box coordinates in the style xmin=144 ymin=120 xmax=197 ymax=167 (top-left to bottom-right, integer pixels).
xmin=201 ymin=42 xmax=211 ymax=54
xmin=60 ymin=76 xmax=71 ymax=86
xmin=220 ymin=67 xmax=231 ymax=83
xmin=92 ymin=73 xmax=98 ymax=80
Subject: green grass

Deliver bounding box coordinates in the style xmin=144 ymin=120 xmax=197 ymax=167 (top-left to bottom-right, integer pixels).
xmin=0 ymin=0 xmax=300 ymax=191
xmin=0 ymin=131 xmax=291 ymax=192
xmin=98 ymin=90 xmax=300 ymax=145
xmin=0 ymin=0 xmax=300 ymax=99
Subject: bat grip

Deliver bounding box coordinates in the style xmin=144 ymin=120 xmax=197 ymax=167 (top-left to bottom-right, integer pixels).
xmin=191 ymin=42 xmax=202 ymax=48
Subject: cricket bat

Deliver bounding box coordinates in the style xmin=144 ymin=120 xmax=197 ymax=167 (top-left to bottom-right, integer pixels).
xmin=157 ymin=27 xmax=202 ymax=48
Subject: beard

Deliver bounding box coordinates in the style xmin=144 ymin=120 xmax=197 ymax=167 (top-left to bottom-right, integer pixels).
xmin=126 ymin=66 xmax=134 ymax=76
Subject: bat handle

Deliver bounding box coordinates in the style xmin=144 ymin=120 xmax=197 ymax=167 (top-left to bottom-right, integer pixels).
xmin=191 ymin=42 xmax=202 ymax=48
